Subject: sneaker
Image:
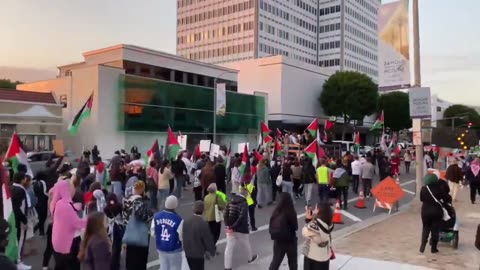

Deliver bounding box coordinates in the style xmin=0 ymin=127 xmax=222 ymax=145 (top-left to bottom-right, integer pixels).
xmin=251 ymin=227 xmax=258 ymax=232
xmin=248 ymin=254 xmax=258 ymax=264
xmin=17 ymin=262 xmax=32 ymax=270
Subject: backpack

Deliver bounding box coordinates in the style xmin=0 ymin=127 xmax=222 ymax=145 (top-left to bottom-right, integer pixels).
xmin=33 ymin=179 xmax=45 ymax=197
xmin=269 ymin=215 xmax=291 ymax=241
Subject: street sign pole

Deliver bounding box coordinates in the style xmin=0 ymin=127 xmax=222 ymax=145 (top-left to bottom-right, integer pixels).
xmin=413 ymin=0 xmax=422 ymax=195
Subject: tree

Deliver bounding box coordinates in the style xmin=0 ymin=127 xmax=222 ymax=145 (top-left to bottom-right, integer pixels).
xmin=319 ymin=71 xmax=378 ymax=140
xmin=378 ymin=91 xmax=411 ymax=131
xmin=0 ymin=79 xmax=22 ymax=89
xmin=443 ymin=104 xmax=480 ymax=128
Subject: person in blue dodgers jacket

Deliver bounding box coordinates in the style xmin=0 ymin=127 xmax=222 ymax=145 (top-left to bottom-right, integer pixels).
xmin=151 ymin=195 xmax=184 ymax=270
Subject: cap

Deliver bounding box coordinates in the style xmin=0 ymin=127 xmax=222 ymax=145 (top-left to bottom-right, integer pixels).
xmin=165 ymin=195 xmax=178 ymax=210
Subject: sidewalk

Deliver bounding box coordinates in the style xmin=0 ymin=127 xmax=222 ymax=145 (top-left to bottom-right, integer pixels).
xmin=333 ymin=186 xmax=480 ymax=270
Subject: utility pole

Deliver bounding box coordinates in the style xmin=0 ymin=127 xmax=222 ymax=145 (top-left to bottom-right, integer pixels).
xmin=413 ymin=0 xmax=423 ymax=195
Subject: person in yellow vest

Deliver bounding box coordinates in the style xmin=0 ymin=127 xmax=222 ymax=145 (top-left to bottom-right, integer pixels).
xmin=244 ymin=183 xmax=257 ymax=231
xmin=316 ymin=159 xmax=331 ymax=204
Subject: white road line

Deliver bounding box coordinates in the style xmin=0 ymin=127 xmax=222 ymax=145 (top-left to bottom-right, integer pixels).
xmin=340 ymin=210 xmax=362 ymax=222
xmin=402 ymin=188 xmax=415 ymax=195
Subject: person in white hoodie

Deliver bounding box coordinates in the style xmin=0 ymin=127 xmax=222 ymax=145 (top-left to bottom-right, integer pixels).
xmin=350 ymin=156 xmax=362 ymax=194
xmin=302 ymin=203 xmax=334 ymax=270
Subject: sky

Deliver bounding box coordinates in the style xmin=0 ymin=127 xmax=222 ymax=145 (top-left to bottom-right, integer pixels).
xmin=0 ymin=0 xmax=479 ymax=105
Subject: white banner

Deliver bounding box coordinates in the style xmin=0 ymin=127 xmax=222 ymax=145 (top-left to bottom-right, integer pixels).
xmin=216 ymin=83 xmax=226 ymax=116
xmin=199 ymin=140 xmax=211 ymax=152
xmin=210 ymin=144 xmax=220 ymax=158
xmin=237 ymin=143 xmax=249 ymax=154
xmin=378 ymin=0 xmax=411 ymax=89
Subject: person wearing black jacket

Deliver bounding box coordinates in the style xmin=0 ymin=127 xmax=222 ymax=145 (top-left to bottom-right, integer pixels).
xmin=171 ymin=155 xmax=187 ymax=199
xmin=33 ymin=171 xmax=49 ymax=236
xmin=465 ymin=158 xmax=480 ymax=204
xmin=11 ymin=172 xmax=31 ymax=269
xmin=269 ymin=193 xmax=298 ymax=270
xmin=214 ymin=157 xmax=227 ymax=194
xmin=419 ymin=174 xmax=452 ymax=254
xmin=269 ymin=160 xmax=282 ymax=202
xmin=42 ymin=155 xmax=64 ymax=191
xmin=302 ymin=157 xmax=316 ymax=206
xmin=223 ymin=188 xmax=257 ymax=270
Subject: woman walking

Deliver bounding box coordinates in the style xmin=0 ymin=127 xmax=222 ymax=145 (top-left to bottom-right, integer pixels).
xmin=268 ymin=193 xmax=298 ymax=270
xmin=78 ymin=212 xmax=111 ymax=270
xmin=302 ymin=203 xmax=334 ymax=270
xmin=256 ymin=158 xmax=272 ymax=208
xmin=157 ymin=160 xmax=173 ymax=211
xmin=201 ymin=161 xmax=216 ymax=198
xmin=291 ymin=160 xmax=303 ymax=199
xmin=147 ymin=161 xmax=159 ymax=210
xmin=281 ymin=163 xmax=294 ymax=199
xmin=231 ymin=159 xmax=242 ymax=195
xmin=333 ymin=160 xmax=351 ymax=210
xmin=302 ymin=158 xmax=316 ymax=206
xmin=419 ymin=174 xmax=451 ymax=253
xmin=465 ymin=157 xmax=480 ymax=204
xmin=404 ymin=150 xmax=412 ymax=173
xmin=445 ymin=159 xmax=463 ymax=202
xmin=203 ymin=183 xmax=226 ymax=248
xmin=104 ymin=194 xmax=124 ymax=270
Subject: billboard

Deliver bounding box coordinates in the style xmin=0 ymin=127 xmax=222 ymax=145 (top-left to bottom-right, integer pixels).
xmin=378 ymin=0 xmax=411 ymax=90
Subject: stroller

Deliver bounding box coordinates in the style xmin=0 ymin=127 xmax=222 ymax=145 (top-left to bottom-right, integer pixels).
xmin=438 ymin=201 xmax=460 ymax=249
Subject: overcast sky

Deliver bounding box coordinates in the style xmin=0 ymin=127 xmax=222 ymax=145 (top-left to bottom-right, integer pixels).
xmin=1 ymin=0 xmax=478 ymax=105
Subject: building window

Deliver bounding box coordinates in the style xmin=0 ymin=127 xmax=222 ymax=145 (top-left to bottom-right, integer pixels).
xmin=437 ymin=106 xmax=442 ymax=112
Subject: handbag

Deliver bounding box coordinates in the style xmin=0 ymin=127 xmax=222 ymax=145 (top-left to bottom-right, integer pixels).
xmin=122 ymin=214 xmax=149 ymax=247
xmin=276 ymin=169 xmax=283 ymax=187
xmin=214 ymin=195 xmax=224 ymax=222
xmin=426 ymin=186 xmax=451 ymax=221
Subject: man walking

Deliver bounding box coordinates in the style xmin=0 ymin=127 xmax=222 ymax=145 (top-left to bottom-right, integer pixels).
xmin=360 ymin=157 xmax=375 ymax=197
xmin=316 ymin=160 xmax=330 ymax=203
xmin=351 ymin=155 xmax=361 ymax=194
xmin=182 ymin=201 xmax=215 ymax=270
xmin=224 ymin=186 xmax=258 ymax=270
xmin=11 ymin=172 xmax=32 ymax=270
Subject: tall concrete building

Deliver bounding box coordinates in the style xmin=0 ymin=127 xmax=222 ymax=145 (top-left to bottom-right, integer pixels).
xmin=176 ymin=0 xmax=380 ymax=80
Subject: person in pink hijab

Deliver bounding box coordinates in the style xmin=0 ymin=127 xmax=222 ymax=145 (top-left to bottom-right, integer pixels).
xmin=465 ymin=157 xmax=480 ymax=204
xmin=49 ymin=179 xmax=87 ymax=270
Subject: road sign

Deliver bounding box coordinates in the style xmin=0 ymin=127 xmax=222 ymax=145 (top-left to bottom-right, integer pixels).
xmin=409 ymin=87 xmax=431 ymax=118
xmin=371 ymin=177 xmax=406 ymax=205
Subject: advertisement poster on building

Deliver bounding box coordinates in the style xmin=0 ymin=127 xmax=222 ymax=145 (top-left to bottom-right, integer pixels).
xmin=216 ymin=83 xmax=226 ymax=116
xmin=409 ymin=87 xmax=431 ymax=118
xmin=378 ymin=0 xmax=411 ymax=90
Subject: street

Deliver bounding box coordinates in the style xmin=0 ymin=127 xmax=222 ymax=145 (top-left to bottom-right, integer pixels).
xmin=24 ymin=166 xmax=417 ymax=270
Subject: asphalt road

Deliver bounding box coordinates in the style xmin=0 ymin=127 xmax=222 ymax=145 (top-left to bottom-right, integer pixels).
xmin=24 ymin=165 xmax=417 ymax=270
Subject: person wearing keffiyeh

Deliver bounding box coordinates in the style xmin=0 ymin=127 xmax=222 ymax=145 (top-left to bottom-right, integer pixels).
xmin=465 ymin=157 xmax=480 ymax=204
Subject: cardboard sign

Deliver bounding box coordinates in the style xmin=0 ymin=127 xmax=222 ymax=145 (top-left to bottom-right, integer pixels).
xmin=199 ymin=140 xmax=211 ymax=152
xmin=371 ymin=177 xmax=405 ymax=205
xmin=52 ymin=140 xmax=65 ymax=156
xmin=237 ymin=143 xmax=249 ymax=154
xmin=210 ymin=144 xmax=220 ymax=158
xmin=177 ymin=135 xmax=187 ymax=150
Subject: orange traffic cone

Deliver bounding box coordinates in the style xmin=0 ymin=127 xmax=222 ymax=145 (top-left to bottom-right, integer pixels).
xmin=355 ymin=191 xmax=367 ymax=209
xmin=332 ymin=200 xmax=344 ymax=224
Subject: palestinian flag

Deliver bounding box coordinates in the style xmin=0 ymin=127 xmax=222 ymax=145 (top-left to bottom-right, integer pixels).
xmin=166 ymin=126 xmax=181 ymax=160
xmin=147 ymin=139 xmax=160 ymax=164
xmin=324 ymin=119 xmax=335 ymax=130
xmin=370 ymin=110 xmax=384 ymax=131
xmin=306 ymin=119 xmax=319 ymax=137
xmin=261 ymin=121 xmax=271 ymax=137
xmin=318 ymin=146 xmax=327 ymax=160
xmin=380 ymin=132 xmax=389 ymax=154
xmin=1 ymin=158 xmax=18 ymax=263
xmin=276 ymin=128 xmax=283 ymax=140
xmin=238 ymin=144 xmax=250 ymax=178
xmin=254 ymin=150 xmax=263 ymax=162
xmin=6 ymin=132 xmax=32 ymax=176
xmin=190 ymin=144 xmax=201 ymax=163
xmin=304 ymin=139 xmax=318 ymax=168
xmin=353 ymin=132 xmax=360 ymax=154
xmin=263 ymin=135 xmax=273 ymax=144
xmin=68 ymin=93 xmax=93 ymax=135
xmin=273 ymin=140 xmax=283 ymax=160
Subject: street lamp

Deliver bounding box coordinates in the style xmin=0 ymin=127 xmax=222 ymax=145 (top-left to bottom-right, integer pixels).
xmin=213 ymin=71 xmax=236 ymax=143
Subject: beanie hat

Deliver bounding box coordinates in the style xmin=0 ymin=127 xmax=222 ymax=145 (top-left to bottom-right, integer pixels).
xmin=424 ymin=174 xmax=438 ymax=186
xmin=193 ymin=201 xmax=204 ymax=214
xmin=165 ymin=195 xmax=178 ymax=210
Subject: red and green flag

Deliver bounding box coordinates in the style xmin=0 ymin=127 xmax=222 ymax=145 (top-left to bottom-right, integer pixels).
xmin=276 ymin=128 xmax=283 ymax=140
xmin=304 ymin=139 xmax=318 ymax=167
xmin=166 ymin=126 xmax=181 ymax=160
xmin=6 ymin=132 xmax=32 ymax=176
xmin=273 ymin=140 xmax=283 ymax=160
xmin=306 ymin=118 xmax=319 ymax=137
xmin=324 ymin=119 xmax=335 ymax=130
xmin=68 ymin=93 xmax=93 ymax=135
xmin=370 ymin=110 xmax=384 ymax=131
xmin=147 ymin=139 xmax=160 ymax=165
xmin=1 ymin=158 xmax=18 ymax=263
xmin=261 ymin=121 xmax=271 ymax=137
xmin=238 ymin=144 xmax=250 ymax=178
xmin=254 ymin=150 xmax=263 ymax=162
xmin=353 ymin=132 xmax=361 ymax=154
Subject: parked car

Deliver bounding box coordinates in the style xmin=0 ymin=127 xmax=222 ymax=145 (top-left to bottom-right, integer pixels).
xmin=27 ymin=150 xmax=81 ymax=175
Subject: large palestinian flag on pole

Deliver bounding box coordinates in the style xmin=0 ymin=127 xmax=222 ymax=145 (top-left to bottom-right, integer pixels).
xmin=306 ymin=118 xmax=319 ymax=137
xmin=147 ymin=139 xmax=160 ymax=165
xmin=166 ymin=127 xmax=181 ymax=161
xmin=273 ymin=140 xmax=283 ymax=161
xmin=370 ymin=110 xmax=384 ymax=131
xmin=238 ymin=144 xmax=250 ymax=179
xmin=6 ymin=132 xmax=32 ymax=176
xmin=68 ymin=93 xmax=93 ymax=135
xmin=304 ymin=139 xmax=318 ymax=167
xmin=1 ymin=158 xmax=18 ymax=263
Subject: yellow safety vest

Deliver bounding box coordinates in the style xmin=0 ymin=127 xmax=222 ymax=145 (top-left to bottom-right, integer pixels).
xmin=245 ymin=183 xmax=255 ymax=206
xmin=317 ymin=166 xmax=329 ymax=185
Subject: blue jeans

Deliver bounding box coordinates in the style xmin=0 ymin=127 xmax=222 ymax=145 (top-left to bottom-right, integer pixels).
xmin=318 ymin=184 xmax=330 ymax=203
xmin=149 ymin=189 xmax=158 ymax=211
xmin=158 ymin=251 xmax=182 ymax=270
xmin=157 ymin=189 xmax=170 ymax=210
xmin=111 ymin=181 xmax=123 ymax=201
xmin=282 ymin=181 xmax=294 ymax=200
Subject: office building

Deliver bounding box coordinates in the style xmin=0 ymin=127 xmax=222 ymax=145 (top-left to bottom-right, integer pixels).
xmin=176 ymin=0 xmax=379 ymax=80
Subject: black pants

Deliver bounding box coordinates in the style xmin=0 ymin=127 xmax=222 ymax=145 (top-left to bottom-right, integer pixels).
xmin=43 ymin=223 xmax=54 ymax=267
xmin=405 ymin=162 xmax=411 ymax=173
xmin=352 ymin=175 xmax=360 ymax=194
xmin=248 ymin=204 xmax=256 ymax=230
xmin=111 ymin=224 xmax=125 ymax=270
xmin=269 ymin=240 xmax=297 ymax=270
xmin=169 ymin=178 xmax=175 ymax=194
xmin=35 ymin=197 xmax=48 ymax=235
xmin=54 ymin=236 xmax=81 ymax=270
xmin=186 ymin=257 xmax=205 ymax=270
xmin=208 ymin=221 xmax=221 ymax=245
xmin=470 ymin=185 xmax=480 ymax=203
xmin=272 ymin=180 xmax=279 ymax=201
xmin=293 ymin=179 xmax=301 ymax=196
xmin=362 ymin=178 xmax=372 ymax=196
xmin=194 ymin=186 xmax=203 ymax=201
xmin=318 ymin=184 xmax=330 ymax=204
xmin=304 ymin=256 xmax=329 ymax=270
xmin=336 ymin=187 xmax=349 ymax=209
xmin=421 ymin=216 xmax=440 ymax=250
xmin=125 ymin=245 xmax=149 ymax=270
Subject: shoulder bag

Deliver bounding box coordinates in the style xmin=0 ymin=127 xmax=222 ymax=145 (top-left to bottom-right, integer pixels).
xmin=276 ymin=168 xmax=283 ymax=187
xmin=214 ymin=194 xmax=224 ymax=222
xmin=426 ymin=186 xmax=451 ymax=221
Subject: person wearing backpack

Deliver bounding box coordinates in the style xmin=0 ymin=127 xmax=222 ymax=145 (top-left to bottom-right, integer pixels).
xmin=268 ymin=193 xmax=298 ymax=270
